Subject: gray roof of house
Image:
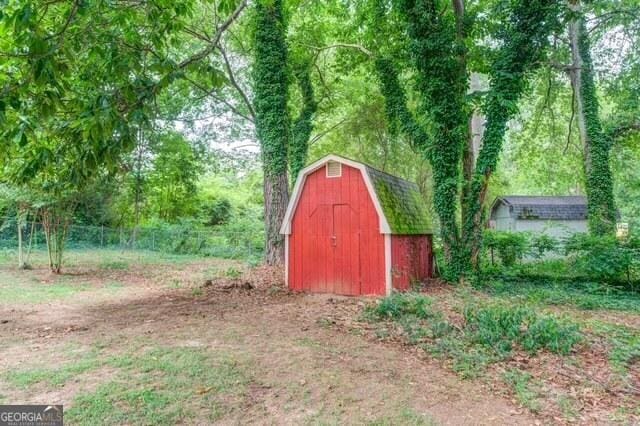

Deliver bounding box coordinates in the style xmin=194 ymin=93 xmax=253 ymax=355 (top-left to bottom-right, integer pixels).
xmin=364 ymin=166 xmax=432 ymax=234
xmin=492 ymin=196 xmax=588 ymax=220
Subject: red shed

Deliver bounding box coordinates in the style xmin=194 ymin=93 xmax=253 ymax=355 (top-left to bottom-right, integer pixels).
xmin=280 ymin=155 xmax=433 ymax=296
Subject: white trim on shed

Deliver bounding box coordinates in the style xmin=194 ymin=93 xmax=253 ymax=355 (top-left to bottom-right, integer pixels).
xmin=279 ymin=154 xmax=392 ymax=235
xmin=279 ymin=154 xmax=394 ymax=295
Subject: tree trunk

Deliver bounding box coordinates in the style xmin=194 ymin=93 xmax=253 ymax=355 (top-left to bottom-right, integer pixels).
xmin=462 ymin=73 xmax=487 ymax=270
xmin=25 ymin=216 xmax=36 ymax=266
xmin=289 ymin=63 xmax=317 ymax=182
xmin=41 ymin=205 xmax=72 ymax=274
xmin=17 ymin=212 xmax=24 ymax=269
xmin=263 ymin=171 xmax=289 ymax=265
xmin=568 ymin=2 xmax=616 ymax=236
xmin=132 ymin=126 xmax=145 ymax=246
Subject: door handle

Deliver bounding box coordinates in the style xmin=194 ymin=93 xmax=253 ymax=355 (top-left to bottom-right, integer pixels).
xmin=330 ymin=235 xmax=337 ymax=246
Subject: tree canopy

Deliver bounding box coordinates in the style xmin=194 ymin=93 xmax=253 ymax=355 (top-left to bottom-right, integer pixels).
xmin=1 ymin=0 xmax=638 ymax=274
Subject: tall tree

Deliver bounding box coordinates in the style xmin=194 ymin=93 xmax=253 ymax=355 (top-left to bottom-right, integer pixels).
xmin=252 ymin=0 xmax=291 ymax=265
xmin=567 ymin=1 xmax=617 ymax=236
xmin=289 ymin=60 xmax=318 ymax=181
xmin=374 ymin=0 xmax=561 ymax=278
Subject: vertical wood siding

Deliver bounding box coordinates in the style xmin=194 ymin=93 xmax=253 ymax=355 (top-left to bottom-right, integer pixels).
xmin=391 ymin=235 xmax=433 ymax=291
xmin=288 ymin=164 xmax=385 ymax=295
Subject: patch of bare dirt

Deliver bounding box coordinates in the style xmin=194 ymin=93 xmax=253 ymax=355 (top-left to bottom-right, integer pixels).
xmin=0 ymin=264 xmax=542 ymax=425
xmin=3 ymin=261 xmax=638 ymax=424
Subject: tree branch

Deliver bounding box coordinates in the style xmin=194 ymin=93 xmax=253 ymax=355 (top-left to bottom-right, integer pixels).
xmin=217 ymin=42 xmax=256 ymax=120
xmin=177 ymin=0 xmax=247 ymax=70
xmin=44 ymin=0 xmax=80 ymax=41
xmin=183 ymin=76 xmax=253 ymax=123
xmin=564 ymin=83 xmax=576 ymax=154
xmin=607 ymin=121 xmax=640 ymax=141
xmin=309 ymin=119 xmax=347 ymax=146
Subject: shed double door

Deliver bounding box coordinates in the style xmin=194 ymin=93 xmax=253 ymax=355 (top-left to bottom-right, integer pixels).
xmin=306 ymin=203 xmax=361 ymax=295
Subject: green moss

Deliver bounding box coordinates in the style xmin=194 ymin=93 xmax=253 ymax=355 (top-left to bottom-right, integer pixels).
xmin=366 ymin=167 xmax=431 ymax=234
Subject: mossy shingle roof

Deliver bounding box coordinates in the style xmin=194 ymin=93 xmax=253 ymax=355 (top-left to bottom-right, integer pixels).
xmin=364 ymin=166 xmax=432 ymax=235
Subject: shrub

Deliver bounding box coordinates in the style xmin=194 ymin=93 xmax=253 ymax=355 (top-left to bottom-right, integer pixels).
xmin=483 ymin=230 xmax=529 ymax=267
xmin=464 ymin=304 xmax=529 ymax=353
xmin=202 ymin=198 xmax=232 ymax=226
xmin=528 ymin=234 xmax=557 ymax=259
xmin=565 ymin=233 xmax=638 ymax=283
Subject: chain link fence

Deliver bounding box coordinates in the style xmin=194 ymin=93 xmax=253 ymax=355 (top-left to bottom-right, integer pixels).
xmin=0 ymin=217 xmax=264 ymax=262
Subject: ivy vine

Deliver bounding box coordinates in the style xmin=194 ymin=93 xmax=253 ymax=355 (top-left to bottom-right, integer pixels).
xmin=252 ymin=0 xmax=290 ymax=264
xmin=461 ymin=0 xmax=561 ymax=269
xmin=253 ymin=0 xmax=290 ymax=180
xmin=393 ymin=0 xmax=469 ymax=278
xmin=575 ymin=15 xmax=617 ymax=236
xmin=385 ymin=0 xmax=561 ymax=279
xmin=289 ymin=61 xmax=317 ymax=181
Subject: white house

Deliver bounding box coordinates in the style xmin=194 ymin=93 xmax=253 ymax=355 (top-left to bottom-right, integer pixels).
xmin=489 ymin=196 xmax=588 ymax=238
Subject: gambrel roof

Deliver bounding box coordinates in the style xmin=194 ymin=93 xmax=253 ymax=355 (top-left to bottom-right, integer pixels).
xmin=492 ymin=196 xmax=588 ymax=220
xmin=280 ymin=155 xmax=432 ymax=235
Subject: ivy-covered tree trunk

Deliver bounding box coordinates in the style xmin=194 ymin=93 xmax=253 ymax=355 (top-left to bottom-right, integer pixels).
xmin=387 ymin=0 xmax=559 ymax=279
xmin=393 ymin=0 xmax=468 ymax=277
xmin=289 ymin=63 xmax=317 ymax=181
xmin=568 ymin=2 xmax=617 ymax=236
xmin=253 ymin=0 xmax=291 ymax=265
xmin=460 ymin=0 xmax=561 ymax=272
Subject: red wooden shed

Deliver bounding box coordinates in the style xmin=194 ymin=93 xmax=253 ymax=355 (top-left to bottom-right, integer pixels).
xmin=280 ymin=155 xmax=433 ymax=296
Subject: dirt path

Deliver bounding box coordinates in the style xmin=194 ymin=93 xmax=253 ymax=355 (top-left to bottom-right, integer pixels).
xmin=0 ymin=273 xmax=538 ymax=425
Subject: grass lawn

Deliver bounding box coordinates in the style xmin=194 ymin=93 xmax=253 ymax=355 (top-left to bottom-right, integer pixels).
xmin=0 ymin=248 xmax=638 ymax=424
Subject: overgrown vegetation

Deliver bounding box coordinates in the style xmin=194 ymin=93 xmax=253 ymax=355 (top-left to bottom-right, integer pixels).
xmin=480 ymin=230 xmax=640 ymax=289
xmin=365 ymin=293 xmax=582 ymax=378
xmin=364 ymin=289 xmax=639 ymax=421
xmin=1 ymin=0 xmax=638 ymax=273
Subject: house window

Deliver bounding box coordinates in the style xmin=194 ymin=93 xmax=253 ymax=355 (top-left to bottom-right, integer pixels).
xmin=326 ymin=161 xmax=342 ymax=178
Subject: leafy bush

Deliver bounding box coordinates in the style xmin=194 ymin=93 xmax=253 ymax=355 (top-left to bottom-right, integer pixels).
xmin=202 ymin=198 xmax=232 ymax=226
xmin=522 ymin=315 xmax=582 ymax=354
xmin=365 ymin=293 xmax=445 ymax=344
xmin=483 ymin=230 xmax=529 ymax=267
xmin=528 ymin=234 xmax=557 ymax=258
xmin=565 ymin=233 xmax=639 ymax=284
xmin=464 ymin=304 xmax=529 ymax=353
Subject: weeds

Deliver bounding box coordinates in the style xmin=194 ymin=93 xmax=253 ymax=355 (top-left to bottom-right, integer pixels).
xmin=0 ymin=278 xmax=90 ymax=303
xmin=464 ymin=304 xmax=582 ymax=355
xmin=99 ymin=260 xmax=129 ymax=270
xmin=365 ymin=293 xmax=438 ymax=321
xmin=592 ymin=323 xmax=640 ymax=373
xmin=364 ymin=293 xmax=444 ymax=344
xmin=557 ymin=395 xmax=578 ymax=421
xmin=222 ymin=267 xmax=242 ymax=279
xmin=366 ymin=293 xmax=582 ymax=379
xmin=502 ymin=369 xmax=542 ymax=413
xmin=368 ymin=408 xmax=436 ymax=425
xmin=4 ymin=351 xmax=102 ymax=388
